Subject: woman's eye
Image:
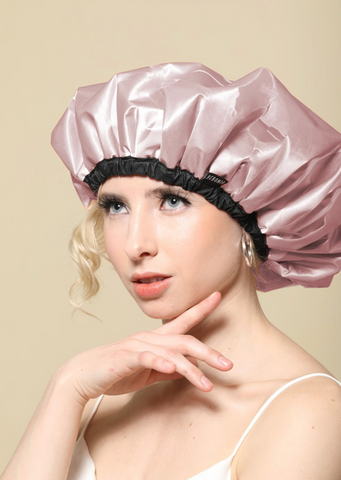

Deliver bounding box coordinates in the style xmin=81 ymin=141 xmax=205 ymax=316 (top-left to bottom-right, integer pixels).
xmin=161 ymin=195 xmax=189 ymax=210
xmin=109 ymin=202 xmax=128 ymax=215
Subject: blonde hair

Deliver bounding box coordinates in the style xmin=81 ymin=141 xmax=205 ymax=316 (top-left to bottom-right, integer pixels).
xmin=69 ymin=201 xmax=107 ymax=309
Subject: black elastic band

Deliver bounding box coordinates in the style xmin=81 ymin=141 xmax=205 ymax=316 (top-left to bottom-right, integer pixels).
xmin=84 ymin=156 xmax=269 ymax=260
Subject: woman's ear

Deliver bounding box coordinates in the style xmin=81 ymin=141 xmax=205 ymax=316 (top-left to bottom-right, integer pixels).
xmin=243 ymin=231 xmax=251 ymax=243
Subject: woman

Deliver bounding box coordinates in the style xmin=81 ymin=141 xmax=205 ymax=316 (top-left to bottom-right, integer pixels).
xmin=2 ymin=63 xmax=341 ymax=480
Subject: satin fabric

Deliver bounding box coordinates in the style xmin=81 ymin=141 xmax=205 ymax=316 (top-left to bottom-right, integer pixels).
xmin=51 ymin=63 xmax=341 ymax=291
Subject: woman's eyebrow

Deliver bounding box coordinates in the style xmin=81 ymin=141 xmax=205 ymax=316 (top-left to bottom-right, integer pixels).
xmin=98 ymin=186 xmax=189 ymax=202
xmin=144 ymin=186 xmax=188 ymax=198
xmin=98 ymin=191 xmax=127 ymax=203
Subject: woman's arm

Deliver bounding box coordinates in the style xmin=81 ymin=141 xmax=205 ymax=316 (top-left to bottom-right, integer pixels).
xmin=1 ymin=292 xmax=232 ymax=480
xmin=1 ymin=375 xmax=85 ymax=480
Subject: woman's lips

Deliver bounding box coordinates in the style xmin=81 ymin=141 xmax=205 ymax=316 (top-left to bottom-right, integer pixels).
xmin=132 ymin=274 xmax=172 ymax=298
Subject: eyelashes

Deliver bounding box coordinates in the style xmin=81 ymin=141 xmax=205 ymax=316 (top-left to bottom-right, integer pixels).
xmin=155 ymin=187 xmax=191 ymax=206
xmin=97 ymin=187 xmax=191 ymax=214
xmin=97 ymin=193 xmax=124 ymax=212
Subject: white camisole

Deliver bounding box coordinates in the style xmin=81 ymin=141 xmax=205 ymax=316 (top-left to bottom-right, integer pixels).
xmin=67 ymin=373 xmax=341 ymax=480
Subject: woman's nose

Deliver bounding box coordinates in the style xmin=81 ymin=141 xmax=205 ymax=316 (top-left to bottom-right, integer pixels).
xmin=124 ymin=209 xmax=158 ymax=261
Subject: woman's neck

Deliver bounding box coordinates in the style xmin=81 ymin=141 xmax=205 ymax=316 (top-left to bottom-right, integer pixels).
xmin=186 ymin=275 xmax=281 ymax=385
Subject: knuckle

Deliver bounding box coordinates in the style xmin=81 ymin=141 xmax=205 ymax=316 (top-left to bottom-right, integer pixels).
xmin=132 ymin=331 xmax=148 ymax=341
xmin=181 ymin=318 xmax=192 ymax=330
xmin=187 ymin=362 xmax=198 ymax=374
xmin=138 ymin=350 xmax=151 ymax=362
xmin=177 ymin=341 xmax=190 ymax=353
xmin=184 ymin=335 xmax=199 ymax=347
xmin=184 ymin=334 xmax=195 ymax=343
xmin=165 ymin=347 xmax=178 ymax=358
xmin=138 ymin=351 xmax=161 ymax=369
xmin=109 ymin=349 xmax=125 ymax=364
xmin=181 ymin=363 xmax=197 ymax=377
xmin=177 ymin=336 xmax=198 ymax=353
xmin=123 ymin=337 xmax=142 ymax=350
xmin=150 ymin=355 xmax=162 ymax=369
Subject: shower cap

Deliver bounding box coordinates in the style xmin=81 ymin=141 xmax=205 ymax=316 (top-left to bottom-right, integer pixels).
xmin=51 ymin=62 xmax=341 ymax=292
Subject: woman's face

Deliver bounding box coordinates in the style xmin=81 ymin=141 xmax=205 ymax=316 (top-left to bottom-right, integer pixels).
xmin=100 ymin=175 xmax=245 ymax=320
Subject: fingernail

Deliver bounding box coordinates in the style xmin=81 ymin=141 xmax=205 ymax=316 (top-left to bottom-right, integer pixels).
xmin=219 ymin=356 xmax=232 ymax=368
xmin=201 ymin=376 xmax=213 ymax=389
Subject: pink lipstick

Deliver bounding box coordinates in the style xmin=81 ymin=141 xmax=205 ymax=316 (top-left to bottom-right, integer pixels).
xmin=131 ymin=272 xmax=172 ymax=298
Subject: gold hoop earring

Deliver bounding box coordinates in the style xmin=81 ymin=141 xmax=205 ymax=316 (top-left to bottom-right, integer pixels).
xmin=242 ymin=233 xmax=254 ymax=268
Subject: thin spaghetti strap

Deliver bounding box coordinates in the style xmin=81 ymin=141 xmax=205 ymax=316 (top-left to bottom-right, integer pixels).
xmin=79 ymin=395 xmax=105 ymax=438
xmin=230 ymin=373 xmax=341 ymax=459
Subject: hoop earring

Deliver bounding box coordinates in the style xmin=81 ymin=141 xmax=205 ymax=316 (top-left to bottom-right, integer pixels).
xmin=242 ymin=233 xmax=254 ymax=268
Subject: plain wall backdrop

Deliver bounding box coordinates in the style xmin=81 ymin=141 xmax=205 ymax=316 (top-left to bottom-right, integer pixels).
xmin=1 ymin=0 xmax=340 ymax=471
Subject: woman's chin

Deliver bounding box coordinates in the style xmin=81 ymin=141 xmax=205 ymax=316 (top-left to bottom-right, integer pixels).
xmin=138 ymin=303 xmax=183 ymax=321
xmin=128 ymin=281 xmax=219 ymax=321
xmin=133 ymin=296 xmax=190 ymax=321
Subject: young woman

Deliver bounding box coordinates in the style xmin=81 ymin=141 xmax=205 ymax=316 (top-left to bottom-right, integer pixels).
xmin=2 ymin=63 xmax=341 ymax=480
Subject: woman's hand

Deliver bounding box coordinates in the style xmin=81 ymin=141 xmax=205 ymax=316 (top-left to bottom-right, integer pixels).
xmin=1 ymin=292 xmax=232 ymax=480
xmin=58 ymin=292 xmax=233 ymax=405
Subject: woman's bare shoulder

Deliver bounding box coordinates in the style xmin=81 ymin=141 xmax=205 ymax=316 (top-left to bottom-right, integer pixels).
xmin=236 ymin=374 xmax=341 ymax=480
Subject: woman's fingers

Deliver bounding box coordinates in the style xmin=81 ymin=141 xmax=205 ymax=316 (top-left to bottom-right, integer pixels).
xmin=144 ymin=370 xmax=185 ymax=385
xmin=129 ymin=350 xmax=177 ymax=375
xmin=122 ymin=347 xmax=214 ymax=391
xmin=154 ymin=291 xmax=222 ymax=336
xmin=119 ymin=336 xmax=232 ymax=391
xmin=131 ymin=332 xmax=232 ymax=372
xmin=148 ymin=345 xmax=215 ymax=391
xmin=143 ymin=356 xmax=199 ymax=386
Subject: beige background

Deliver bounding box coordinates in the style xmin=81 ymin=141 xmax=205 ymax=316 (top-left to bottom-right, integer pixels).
xmin=1 ymin=0 xmax=340 ymax=471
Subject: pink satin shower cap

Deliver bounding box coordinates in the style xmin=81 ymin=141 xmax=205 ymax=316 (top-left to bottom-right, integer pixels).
xmin=51 ymin=62 xmax=341 ymax=292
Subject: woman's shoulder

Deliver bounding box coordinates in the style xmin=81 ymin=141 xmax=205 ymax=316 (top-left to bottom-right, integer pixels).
xmin=235 ymin=373 xmax=341 ymax=480
xmin=269 ymin=373 xmax=341 ymax=421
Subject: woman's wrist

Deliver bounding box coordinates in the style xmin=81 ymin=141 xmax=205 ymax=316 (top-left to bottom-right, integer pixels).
xmin=49 ymin=365 xmax=90 ymax=410
xmin=1 ymin=368 xmax=87 ymax=480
